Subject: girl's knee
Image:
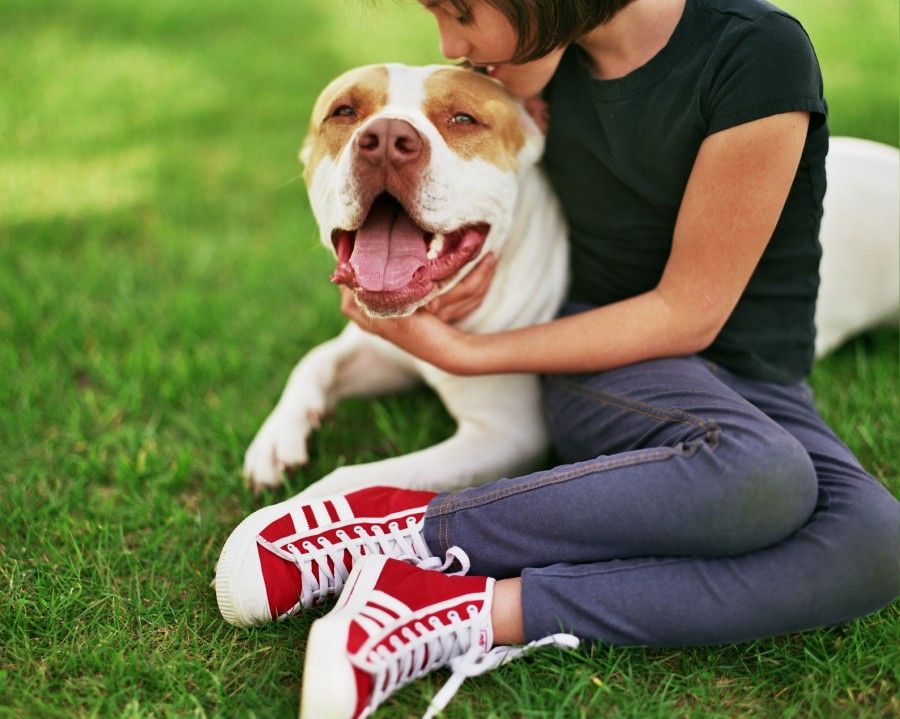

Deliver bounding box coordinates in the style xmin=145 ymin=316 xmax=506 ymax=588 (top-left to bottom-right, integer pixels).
xmin=762 ymin=433 xmax=818 ymax=523
xmin=714 ymin=431 xmax=818 ymax=550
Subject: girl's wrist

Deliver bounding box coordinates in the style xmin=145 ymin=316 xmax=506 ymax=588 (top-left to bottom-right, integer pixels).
xmin=442 ymin=329 xmax=489 ymax=376
xmin=453 ymin=330 xmax=510 ymax=376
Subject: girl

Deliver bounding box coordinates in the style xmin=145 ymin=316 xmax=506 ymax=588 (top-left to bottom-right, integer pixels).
xmin=215 ymin=2 xmax=899 ymax=717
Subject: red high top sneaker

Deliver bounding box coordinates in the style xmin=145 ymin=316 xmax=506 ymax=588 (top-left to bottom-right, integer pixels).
xmin=215 ymin=486 xmax=441 ymax=627
xmin=300 ymin=553 xmax=580 ymax=719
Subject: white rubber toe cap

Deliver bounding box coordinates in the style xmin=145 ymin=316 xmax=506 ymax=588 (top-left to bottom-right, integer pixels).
xmin=215 ymin=501 xmax=298 ymax=627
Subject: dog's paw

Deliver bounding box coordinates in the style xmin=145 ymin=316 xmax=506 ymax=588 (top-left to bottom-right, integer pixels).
xmin=242 ymin=409 xmax=316 ymax=492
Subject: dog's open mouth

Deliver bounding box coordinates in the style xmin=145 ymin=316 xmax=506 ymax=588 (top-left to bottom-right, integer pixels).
xmin=330 ymin=193 xmax=489 ymax=315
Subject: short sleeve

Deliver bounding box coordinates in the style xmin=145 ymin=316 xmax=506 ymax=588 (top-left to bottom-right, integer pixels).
xmin=704 ymin=12 xmax=827 ymax=136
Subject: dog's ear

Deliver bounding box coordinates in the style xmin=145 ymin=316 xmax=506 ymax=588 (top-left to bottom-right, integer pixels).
xmin=515 ymin=98 xmax=548 ymax=167
xmin=299 ymin=132 xmax=313 ymax=168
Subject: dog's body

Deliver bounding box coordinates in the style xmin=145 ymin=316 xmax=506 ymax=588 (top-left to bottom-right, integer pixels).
xmin=815 ymin=137 xmax=899 ymax=356
xmin=243 ymin=63 xmax=899 ymax=498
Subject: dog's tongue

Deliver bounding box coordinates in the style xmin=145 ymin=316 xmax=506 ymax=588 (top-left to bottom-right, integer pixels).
xmin=350 ymin=201 xmax=427 ymax=292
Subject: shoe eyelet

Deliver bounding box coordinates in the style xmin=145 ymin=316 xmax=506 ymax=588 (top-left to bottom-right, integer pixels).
xmin=428 ymin=616 xmax=442 ymax=628
xmin=317 ymin=537 xmax=328 ymax=546
xmin=355 ymin=526 xmax=366 ymax=536
xmin=388 ymin=521 xmax=400 ymax=531
xmin=302 ymin=541 xmax=314 ymax=550
xmin=389 ymin=635 xmax=403 ymax=648
xmin=466 ymin=605 xmax=477 ymax=617
xmin=336 ymin=529 xmax=349 ymax=539
xmin=447 ymin=610 xmax=461 ymax=622
xmin=401 ymin=627 xmax=416 ymax=640
xmin=406 ymin=517 xmax=416 ymax=526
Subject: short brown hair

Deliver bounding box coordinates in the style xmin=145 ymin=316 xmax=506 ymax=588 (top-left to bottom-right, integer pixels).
xmin=447 ymin=0 xmax=637 ymax=63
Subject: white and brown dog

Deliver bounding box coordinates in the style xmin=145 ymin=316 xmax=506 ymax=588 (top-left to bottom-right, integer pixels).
xmin=243 ymin=64 xmax=569 ymax=497
xmin=243 ymin=63 xmax=899 ymax=499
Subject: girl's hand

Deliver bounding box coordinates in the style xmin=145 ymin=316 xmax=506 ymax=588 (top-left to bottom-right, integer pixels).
xmin=339 ymin=286 xmax=479 ymax=375
xmin=522 ymin=95 xmax=550 ymax=134
xmin=423 ymin=253 xmax=496 ymax=322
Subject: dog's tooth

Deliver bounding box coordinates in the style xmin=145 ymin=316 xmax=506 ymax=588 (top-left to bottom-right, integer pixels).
xmin=426 ymin=233 xmax=445 ymax=260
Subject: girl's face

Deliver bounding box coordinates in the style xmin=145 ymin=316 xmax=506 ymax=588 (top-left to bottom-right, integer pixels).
xmin=420 ymin=1 xmax=563 ymax=98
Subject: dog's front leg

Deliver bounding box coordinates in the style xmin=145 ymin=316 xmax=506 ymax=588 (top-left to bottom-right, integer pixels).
xmin=243 ymin=324 xmax=419 ymax=493
xmin=294 ymin=373 xmax=549 ymax=501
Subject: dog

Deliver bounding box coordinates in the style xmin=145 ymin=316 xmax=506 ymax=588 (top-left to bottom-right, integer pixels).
xmin=243 ymin=63 xmax=899 ymax=499
xmin=243 ymin=64 xmax=569 ymax=497
xmin=815 ymin=137 xmax=899 ymax=356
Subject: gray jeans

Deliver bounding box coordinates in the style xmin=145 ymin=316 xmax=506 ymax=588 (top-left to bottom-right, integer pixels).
xmin=422 ymin=355 xmax=899 ymax=646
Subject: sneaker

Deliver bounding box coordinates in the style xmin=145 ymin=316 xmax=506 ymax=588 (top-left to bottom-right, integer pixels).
xmin=300 ymin=552 xmax=579 ymax=719
xmin=215 ymin=486 xmax=443 ymax=627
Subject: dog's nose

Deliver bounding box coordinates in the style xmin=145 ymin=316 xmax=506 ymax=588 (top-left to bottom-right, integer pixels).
xmin=356 ymin=118 xmax=423 ymax=166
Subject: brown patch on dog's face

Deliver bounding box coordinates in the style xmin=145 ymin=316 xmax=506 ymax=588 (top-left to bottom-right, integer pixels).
xmin=423 ymin=67 xmax=525 ymax=172
xmin=302 ymin=65 xmax=390 ymax=181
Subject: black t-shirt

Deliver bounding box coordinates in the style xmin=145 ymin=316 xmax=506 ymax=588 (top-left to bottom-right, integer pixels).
xmin=542 ymin=0 xmax=829 ymax=383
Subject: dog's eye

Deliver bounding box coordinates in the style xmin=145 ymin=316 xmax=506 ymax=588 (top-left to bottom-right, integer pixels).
xmin=330 ymin=105 xmax=356 ymax=119
xmin=450 ymin=112 xmax=478 ymax=125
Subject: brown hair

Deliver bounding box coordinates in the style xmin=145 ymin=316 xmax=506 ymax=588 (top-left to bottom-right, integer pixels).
xmin=445 ymin=0 xmax=637 ymax=63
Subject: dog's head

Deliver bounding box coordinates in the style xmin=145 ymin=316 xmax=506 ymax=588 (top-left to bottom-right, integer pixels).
xmin=300 ymin=63 xmax=545 ymax=317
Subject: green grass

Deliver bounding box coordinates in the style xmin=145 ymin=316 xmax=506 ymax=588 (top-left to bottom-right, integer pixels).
xmin=0 ymin=0 xmax=897 ymax=716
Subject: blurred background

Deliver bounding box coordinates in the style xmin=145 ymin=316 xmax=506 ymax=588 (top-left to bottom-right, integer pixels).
xmin=1 ymin=1 xmax=896 ymax=717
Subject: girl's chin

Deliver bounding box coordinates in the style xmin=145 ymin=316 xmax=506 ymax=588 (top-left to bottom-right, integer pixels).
xmin=490 ymin=52 xmax=564 ymax=98
xmin=489 ymin=68 xmax=540 ymax=97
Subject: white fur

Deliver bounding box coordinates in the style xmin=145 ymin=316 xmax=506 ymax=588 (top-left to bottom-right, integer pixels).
xmin=815 ymin=137 xmax=899 ymax=357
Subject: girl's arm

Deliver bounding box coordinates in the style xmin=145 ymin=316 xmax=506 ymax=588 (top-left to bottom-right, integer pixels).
xmin=343 ymin=111 xmax=811 ymax=376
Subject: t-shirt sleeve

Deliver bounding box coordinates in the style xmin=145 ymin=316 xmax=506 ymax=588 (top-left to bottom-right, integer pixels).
xmin=704 ymin=12 xmax=827 ymax=136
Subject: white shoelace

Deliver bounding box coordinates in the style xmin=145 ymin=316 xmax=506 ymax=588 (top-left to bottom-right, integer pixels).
xmin=354 ymin=587 xmax=579 ymax=719
xmin=256 ymin=517 xmax=469 ymax=608
xmin=423 ymin=633 xmax=580 ymax=719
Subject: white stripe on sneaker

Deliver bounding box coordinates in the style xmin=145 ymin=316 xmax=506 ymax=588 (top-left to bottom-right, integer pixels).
xmin=331 ymin=494 xmax=354 ymax=521
xmin=311 ymin=501 xmax=332 ymax=529
xmin=290 ymin=509 xmax=311 ymax=534
xmin=354 ymin=613 xmax=383 ymax=637
xmin=367 ymin=590 xmax=411 ymax=617
xmin=360 ymin=605 xmax=395 ymax=627
xmin=276 ymin=504 xmax=427 ymax=548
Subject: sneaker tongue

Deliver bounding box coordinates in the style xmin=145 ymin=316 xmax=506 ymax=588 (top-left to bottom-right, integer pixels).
xmin=350 ymin=200 xmax=428 ymax=292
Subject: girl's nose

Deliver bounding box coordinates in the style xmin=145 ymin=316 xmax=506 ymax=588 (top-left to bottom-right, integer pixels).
xmin=436 ymin=17 xmax=469 ymax=60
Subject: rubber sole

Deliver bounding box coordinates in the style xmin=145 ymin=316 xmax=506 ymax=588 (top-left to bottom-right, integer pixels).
xmin=299 ymin=554 xmax=388 ymax=719
xmin=214 ymin=497 xmax=303 ymax=627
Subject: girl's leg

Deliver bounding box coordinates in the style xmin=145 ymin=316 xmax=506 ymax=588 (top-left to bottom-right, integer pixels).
xmin=424 ymin=356 xmax=819 ymax=574
xmin=422 ymin=357 xmax=899 ymax=645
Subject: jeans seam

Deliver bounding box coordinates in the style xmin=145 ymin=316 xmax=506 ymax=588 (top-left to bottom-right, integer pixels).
xmin=437 ymin=490 xmax=453 ymax=554
xmin=428 ymin=445 xmax=680 ymax=522
xmin=551 ymin=376 xmax=719 ymax=433
xmin=527 ymin=557 xmax=696 ymax=580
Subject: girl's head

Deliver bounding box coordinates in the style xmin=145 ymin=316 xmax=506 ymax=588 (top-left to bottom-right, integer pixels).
xmin=420 ymin=0 xmax=635 ymax=97
xmin=420 ymin=0 xmax=633 ymax=64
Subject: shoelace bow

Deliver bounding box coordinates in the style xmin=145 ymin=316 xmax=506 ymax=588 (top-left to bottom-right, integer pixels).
xmin=352 ymin=549 xmax=578 ymax=719
xmin=423 ymin=633 xmax=580 ymax=719
xmin=256 ymin=519 xmax=470 ymax=608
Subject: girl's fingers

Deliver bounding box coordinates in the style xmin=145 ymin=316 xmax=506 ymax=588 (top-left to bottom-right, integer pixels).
xmin=425 ymin=253 xmax=496 ymax=322
xmin=432 ymin=296 xmax=480 ymax=323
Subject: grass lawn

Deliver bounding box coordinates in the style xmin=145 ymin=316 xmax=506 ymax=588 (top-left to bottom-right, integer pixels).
xmin=1 ymin=0 xmax=896 ymax=717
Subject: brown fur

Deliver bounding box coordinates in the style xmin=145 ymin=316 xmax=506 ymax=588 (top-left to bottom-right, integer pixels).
xmin=302 ymin=65 xmax=389 ymax=181
xmin=423 ymin=67 xmax=525 ymax=172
